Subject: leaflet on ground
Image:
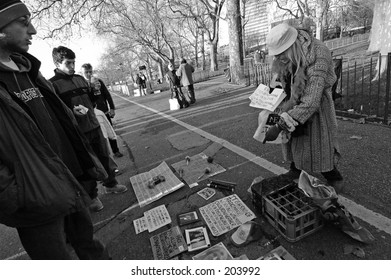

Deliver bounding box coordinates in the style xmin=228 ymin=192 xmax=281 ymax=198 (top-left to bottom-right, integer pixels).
xmin=199 ymin=194 xmax=256 ymax=236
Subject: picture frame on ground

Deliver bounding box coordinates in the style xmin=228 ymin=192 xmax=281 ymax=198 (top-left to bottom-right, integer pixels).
xmin=177 ymin=210 xmax=200 ymax=226
xmin=185 ymin=227 xmax=210 ymax=252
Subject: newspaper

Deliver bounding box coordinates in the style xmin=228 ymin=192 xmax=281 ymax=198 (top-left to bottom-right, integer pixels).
xmin=130 ymin=161 xmax=185 ymax=207
xmin=249 ymin=83 xmax=286 ymax=112
xmin=199 ymin=194 xmax=256 ymax=236
xmin=150 ymin=226 xmax=187 ymax=260
xmin=171 ymin=153 xmax=226 ymax=188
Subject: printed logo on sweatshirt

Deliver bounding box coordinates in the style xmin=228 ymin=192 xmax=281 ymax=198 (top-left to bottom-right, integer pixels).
xmin=14 ymin=87 xmax=43 ymax=103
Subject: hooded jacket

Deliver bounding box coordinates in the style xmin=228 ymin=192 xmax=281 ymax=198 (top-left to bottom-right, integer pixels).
xmin=50 ymin=69 xmax=100 ymax=134
xmin=0 ymin=53 xmax=105 ymax=228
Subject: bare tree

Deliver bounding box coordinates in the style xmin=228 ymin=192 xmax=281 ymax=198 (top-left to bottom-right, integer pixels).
xmin=168 ymin=0 xmax=226 ymax=71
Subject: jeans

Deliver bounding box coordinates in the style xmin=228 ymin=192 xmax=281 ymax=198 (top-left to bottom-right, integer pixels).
xmin=17 ymin=207 xmax=109 ymax=260
xmin=85 ymin=128 xmax=118 ymax=189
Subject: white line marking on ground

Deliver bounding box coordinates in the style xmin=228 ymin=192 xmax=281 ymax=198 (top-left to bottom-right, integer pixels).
xmin=115 ymin=94 xmax=391 ymax=236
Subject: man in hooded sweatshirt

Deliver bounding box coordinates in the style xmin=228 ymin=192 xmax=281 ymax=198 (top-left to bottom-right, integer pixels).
xmin=0 ymin=0 xmax=109 ymax=259
xmin=49 ymin=46 xmax=128 ymax=212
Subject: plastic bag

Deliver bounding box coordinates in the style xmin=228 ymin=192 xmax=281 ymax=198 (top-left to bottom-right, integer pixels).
xmin=169 ymin=98 xmax=180 ymax=111
xmin=253 ymin=110 xmax=290 ymax=144
xmin=298 ymin=171 xmax=375 ymax=244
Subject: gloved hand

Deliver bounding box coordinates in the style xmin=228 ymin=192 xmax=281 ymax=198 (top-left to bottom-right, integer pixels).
xmin=279 ymin=112 xmax=298 ymax=132
xmin=263 ymin=125 xmax=282 ymax=144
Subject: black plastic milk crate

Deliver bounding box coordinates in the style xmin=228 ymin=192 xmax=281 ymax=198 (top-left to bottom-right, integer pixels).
xmin=263 ymin=183 xmax=323 ymax=242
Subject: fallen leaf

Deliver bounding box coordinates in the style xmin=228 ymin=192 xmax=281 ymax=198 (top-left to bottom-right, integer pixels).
xmin=343 ymin=244 xmax=354 ymax=254
xmin=352 ymin=247 xmax=365 ymax=258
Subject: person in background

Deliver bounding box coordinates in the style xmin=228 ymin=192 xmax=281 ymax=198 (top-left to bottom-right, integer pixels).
xmin=81 ymin=63 xmax=123 ymax=158
xmin=176 ymin=58 xmax=196 ymax=104
xmin=165 ymin=63 xmax=190 ymax=109
xmin=50 ymin=46 xmax=127 ymax=212
xmin=0 ymin=0 xmax=109 ymax=259
xmin=140 ymin=72 xmax=147 ymax=94
xmin=264 ymin=23 xmax=344 ymax=193
xmin=135 ymin=73 xmax=146 ymax=96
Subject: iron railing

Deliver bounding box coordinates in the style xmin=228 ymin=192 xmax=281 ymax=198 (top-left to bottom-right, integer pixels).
xmin=239 ymin=53 xmax=391 ymax=125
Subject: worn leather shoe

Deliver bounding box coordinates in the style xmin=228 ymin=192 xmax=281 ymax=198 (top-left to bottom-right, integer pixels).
xmin=89 ymin=197 xmax=104 ymax=212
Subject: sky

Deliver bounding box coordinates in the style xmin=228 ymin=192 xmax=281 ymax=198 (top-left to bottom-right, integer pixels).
xmin=29 ymin=34 xmax=109 ymax=80
xmin=29 ymin=20 xmax=229 ymax=80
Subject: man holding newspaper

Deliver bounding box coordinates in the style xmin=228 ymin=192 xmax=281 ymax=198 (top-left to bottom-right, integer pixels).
xmin=252 ymin=23 xmax=344 ymax=193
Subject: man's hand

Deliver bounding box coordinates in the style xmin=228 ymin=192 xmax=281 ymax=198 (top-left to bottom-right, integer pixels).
xmin=73 ymin=105 xmax=88 ymax=116
xmin=109 ymin=109 xmax=115 ymax=118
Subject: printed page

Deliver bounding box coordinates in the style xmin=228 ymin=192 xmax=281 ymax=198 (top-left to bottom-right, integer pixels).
xmin=249 ymin=83 xmax=286 ymax=111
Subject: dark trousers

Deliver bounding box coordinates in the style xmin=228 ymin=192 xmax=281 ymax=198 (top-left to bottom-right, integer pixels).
xmin=105 ymin=113 xmax=120 ymax=154
xmin=17 ymin=208 xmax=109 ymax=260
xmin=85 ymin=128 xmax=118 ymax=189
xmin=186 ymin=84 xmax=195 ymax=103
xmin=171 ymin=86 xmax=189 ymax=108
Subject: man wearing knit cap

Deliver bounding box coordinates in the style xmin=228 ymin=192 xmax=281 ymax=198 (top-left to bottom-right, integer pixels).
xmin=0 ymin=0 xmax=110 ymax=259
xmin=264 ymin=23 xmax=344 ymax=193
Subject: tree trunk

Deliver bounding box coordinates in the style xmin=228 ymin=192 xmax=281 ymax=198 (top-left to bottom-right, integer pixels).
xmin=227 ymin=0 xmax=244 ymax=84
xmin=201 ymin=30 xmax=206 ymax=70
xmin=209 ymin=42 xmax=218 ymax=71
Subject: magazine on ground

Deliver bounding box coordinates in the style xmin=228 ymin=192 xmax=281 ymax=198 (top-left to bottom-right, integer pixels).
xmin=185 ymin=226 xmax=210 ymax=252
xmin=150 ymin=226 xmax=187 ymax=260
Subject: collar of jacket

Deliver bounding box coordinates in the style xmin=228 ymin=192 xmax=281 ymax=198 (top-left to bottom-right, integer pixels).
xmin=52 ymin=68 xmax=74 ymax=80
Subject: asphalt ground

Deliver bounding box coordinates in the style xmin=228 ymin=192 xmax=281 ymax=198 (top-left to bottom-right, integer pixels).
xmin=2 ymin=75 xmax=391 ymax=261
xmin=99 ymin=75 xmax=391 ymax=260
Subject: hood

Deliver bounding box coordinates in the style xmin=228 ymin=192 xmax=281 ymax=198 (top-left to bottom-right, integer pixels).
xmin=0 ymin=52 xmax=41 ymax=85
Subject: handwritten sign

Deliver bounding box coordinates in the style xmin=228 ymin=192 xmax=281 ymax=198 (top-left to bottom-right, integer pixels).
xmin=249 ymin=84 xmax=286 ymax=112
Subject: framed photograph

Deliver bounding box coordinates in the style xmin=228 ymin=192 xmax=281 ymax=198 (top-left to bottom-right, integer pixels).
xmin=177 ymin=210 xmax=200 ymax=226
xmin=185 ymin=227 xmax=210 ymax=252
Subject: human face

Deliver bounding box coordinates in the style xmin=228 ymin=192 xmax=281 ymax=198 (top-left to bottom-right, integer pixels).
xmin=0 ymin=15 xmax=36 ymax=55
xmin=57 ymin=58 xmax=76 ymax=75
xmin=274 ymin=49 xmax=290 ymax=65
xmin=82 ymin=68 xmax=93 ymax=81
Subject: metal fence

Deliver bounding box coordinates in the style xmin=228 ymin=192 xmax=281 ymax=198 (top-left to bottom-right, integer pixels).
xmin=240 ymin=53 xmax=391 ymax=125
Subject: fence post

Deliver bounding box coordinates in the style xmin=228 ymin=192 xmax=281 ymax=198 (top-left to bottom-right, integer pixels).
xmin=384 ymin=52 xmax=391 ymax=124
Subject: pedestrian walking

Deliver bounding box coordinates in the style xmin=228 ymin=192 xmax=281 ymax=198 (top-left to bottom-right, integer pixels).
xmin=176 ymin=58 xmax=196 ymax=104
xmin=165 ymin=63 xmax=190 ymax=109
xmin=136 ymin=73 xmax=146 ymax=96
xmin=50 ymin=46 xmax=127 ymax=212
xmin=81 ymin=63 xmax=124 ymax=158
xmin=0 ymin=0 xmax=109 ymax=259
xmin=264 ymin=23 xmax=344 ymax=192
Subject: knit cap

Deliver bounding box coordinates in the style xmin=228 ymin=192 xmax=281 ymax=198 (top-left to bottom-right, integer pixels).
xmin=0 ymin=0 xmax=30 ymax=30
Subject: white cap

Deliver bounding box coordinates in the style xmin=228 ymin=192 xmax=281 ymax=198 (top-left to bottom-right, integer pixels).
xmin=266 ymin=23 xmax=298 ymax=55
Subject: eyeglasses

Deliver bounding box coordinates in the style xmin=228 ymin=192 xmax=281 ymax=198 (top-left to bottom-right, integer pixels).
xmin=15 ymin=16 xmax=32 ymax=27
